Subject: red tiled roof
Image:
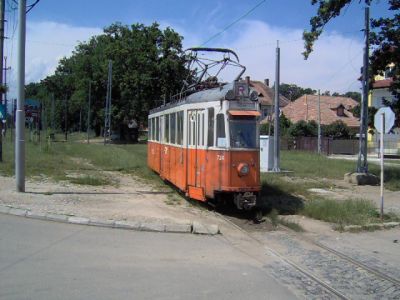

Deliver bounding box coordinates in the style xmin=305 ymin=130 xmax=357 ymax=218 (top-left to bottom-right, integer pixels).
xmin=249 ymin=80 xmax=290 ymax=107
xmin=372 ymin=78 xmax=393 ymax=89
xmin=281 ymin=95 xmax=360 ymax=128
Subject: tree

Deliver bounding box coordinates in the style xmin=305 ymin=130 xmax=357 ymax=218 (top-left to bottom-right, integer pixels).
xmin=259 ymin=113 xmax=292 ymax=136
xmin=303 ymin=0 xmax=399 ymax=104
xmin=26 ymin=23 xmax=188 ymax=138
xmin=322 ymin=120 xmax=351 ymax=139
xmin=279 ymin=83 xmax=316 ymax=101
xmin=288 ymin=120 xmax=318 ymax=137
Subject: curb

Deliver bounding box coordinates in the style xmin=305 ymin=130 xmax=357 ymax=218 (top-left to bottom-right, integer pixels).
xmin=0 ymin=204 xmax=220 ymax=235
xmin=343 ymin=222 xmax=400 ymax=232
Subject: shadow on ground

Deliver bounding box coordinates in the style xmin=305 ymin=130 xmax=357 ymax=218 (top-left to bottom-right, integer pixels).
xmin=259 ymin=182 xmax=304 ymax=215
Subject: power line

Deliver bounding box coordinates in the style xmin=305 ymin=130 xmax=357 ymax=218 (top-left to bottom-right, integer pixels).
xmin=200 ymin=0 xmax=266 ymax=46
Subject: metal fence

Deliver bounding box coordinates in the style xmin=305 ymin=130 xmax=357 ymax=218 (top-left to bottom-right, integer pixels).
xmin=282 ymin=135 xmax=400 ymax=156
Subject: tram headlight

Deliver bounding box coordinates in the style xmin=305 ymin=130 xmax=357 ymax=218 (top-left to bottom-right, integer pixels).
xmin=237 ymin=163 xmax=250 ymax=176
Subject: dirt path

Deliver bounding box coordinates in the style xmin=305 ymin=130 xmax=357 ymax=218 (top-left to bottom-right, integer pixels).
xmin=0 ymin=173 xmax=227 ymax=227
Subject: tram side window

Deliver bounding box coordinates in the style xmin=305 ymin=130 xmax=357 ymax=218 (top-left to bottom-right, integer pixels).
xmin=170 ymin=113 xmax=176 ymax=144
xmin=155 ymin=117 xmax=160 ymax=141
xmin=152 ymin=118 xmax=155 ymax=141
xmin=164 ymin=114 xmax=170 ymax=143
xmin=177 ymin=111 xmax=183 ymax=145
xmin=207 ymin=108 xmax=214 ymax=147
xmin=216 ymin=113 xmax=226 ymax=147
xmin=201 ymin=113 xmax=205 ymax=146
xmin=148 ymin=118 xmax=152 ymax=141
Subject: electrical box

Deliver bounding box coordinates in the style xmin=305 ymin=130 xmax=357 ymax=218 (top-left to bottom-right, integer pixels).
xmin=260 ymin=135 xmax=274 ymax=172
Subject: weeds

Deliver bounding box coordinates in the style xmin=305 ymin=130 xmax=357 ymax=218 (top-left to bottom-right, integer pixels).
xmin=302 ymin=198 xmax=380 ymax=228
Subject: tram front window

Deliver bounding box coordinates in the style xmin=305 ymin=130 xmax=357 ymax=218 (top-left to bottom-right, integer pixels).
xmin=229 ymin=116 xmax=257 ymax=149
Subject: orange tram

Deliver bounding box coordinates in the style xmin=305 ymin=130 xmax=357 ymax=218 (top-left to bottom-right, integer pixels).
xmin=147 ymin=79 xmax=261 ymax=213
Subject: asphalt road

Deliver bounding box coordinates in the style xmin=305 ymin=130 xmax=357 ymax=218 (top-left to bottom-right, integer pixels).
xmin=0 ymin=214 xmax=296 ymax=300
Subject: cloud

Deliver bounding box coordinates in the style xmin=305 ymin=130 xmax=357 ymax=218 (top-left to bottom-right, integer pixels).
xmin=6 ymin=21 xmax=102 ymax=98
xmin=5 ymin=19 xmax=363 ymax=102
xmin=221 ymin=20 xmax=364 ymax=93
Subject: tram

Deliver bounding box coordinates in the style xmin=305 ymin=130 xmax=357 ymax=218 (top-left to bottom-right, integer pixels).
xmin=147 ymin=48 xmax=261 ymax=213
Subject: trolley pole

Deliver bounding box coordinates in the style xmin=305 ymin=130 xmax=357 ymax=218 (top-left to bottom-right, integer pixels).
xmin=273 ymin=40 xmax=280 ymax=172
xmin=317 ymin=89 xmax=321 ymax=154
xmin=16 ymin=0 xmax=26 ymax=192
xmin=357 ymin=6 xmax=370 ymax=173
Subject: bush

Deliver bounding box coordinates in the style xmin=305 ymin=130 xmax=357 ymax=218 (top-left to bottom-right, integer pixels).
xmin=322 ymin=120 xmax=350 ymax=138
xmin=288 ymin=120 xmax=317 ymax=137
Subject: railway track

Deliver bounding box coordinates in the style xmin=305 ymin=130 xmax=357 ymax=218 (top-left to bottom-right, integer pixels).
xmin=217 ymin=213 xmax=400 ymax=299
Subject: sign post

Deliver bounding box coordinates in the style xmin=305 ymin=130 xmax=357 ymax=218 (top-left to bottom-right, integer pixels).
xmin=374 ymin=107 xmax=395 ymax=220
xmin=380 ymin=113 xmax=384 ymax=220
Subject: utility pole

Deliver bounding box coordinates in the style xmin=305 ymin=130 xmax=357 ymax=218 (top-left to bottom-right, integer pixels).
xmin=0 ymin=0 xmax=5 ymax=163
xmin=104 ymin=60 xmax=112 ymax=145
xmin=16 ymin=0 xmax=26 ymax=192
xmin=51 ymin=93 xmax=55 ymax=131
xmin=4 ymin=56 xmax=10 ymax=133
xmin=317 ymin=89 xmax=321 ymax=154
xmin=64 ymin=96 xmax=68 ymax=141
xmin=87 ymin=81 xmax=91 ymax=143
xmin=273 ymin=40 xmax=280 ymax=172
xmin=357 ymin=6 xmax=370 ymax=173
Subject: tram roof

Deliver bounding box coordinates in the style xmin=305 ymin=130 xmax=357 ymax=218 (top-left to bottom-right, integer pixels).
xmin=149 ymin=82 xmax=234 ymax=115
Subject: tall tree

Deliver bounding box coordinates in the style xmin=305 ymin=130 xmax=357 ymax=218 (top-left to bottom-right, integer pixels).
xmin=27 ymin=22 xmax=188 ymax=137
xmin=303 ymin=0 xmax=399 ymax=104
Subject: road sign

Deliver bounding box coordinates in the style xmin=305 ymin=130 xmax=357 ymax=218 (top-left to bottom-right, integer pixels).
xmin=0 ymin=104 xmax=5 ymax=120
xmin=374 ymin=107 xmax=395 ymax=134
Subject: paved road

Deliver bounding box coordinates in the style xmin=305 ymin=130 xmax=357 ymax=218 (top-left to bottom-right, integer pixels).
xmin=0 ymin=214 xmax=295 ymax=300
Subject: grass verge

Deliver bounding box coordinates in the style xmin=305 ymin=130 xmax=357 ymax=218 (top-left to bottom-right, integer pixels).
xmin=301 ymin=198 xmax=399 ymax=231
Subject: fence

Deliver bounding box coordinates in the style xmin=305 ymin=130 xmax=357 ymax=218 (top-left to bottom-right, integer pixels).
xmin=282 ymin=136 xmax=359 ymax=155
xmin=282 ymin=135 xmax=400 ymax=156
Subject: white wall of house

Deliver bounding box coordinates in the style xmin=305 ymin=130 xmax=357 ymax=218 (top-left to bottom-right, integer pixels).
xmin=371 ymin=88 xmax=396 ymax=108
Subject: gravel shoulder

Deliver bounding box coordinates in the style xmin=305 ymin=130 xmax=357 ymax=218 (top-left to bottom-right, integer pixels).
xmin=0 ymin=173 xmax=228 ymax=230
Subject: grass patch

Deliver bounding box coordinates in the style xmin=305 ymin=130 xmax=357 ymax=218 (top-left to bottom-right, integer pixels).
xmin=279 ymin=150 xmax=400 ymax=191
xmin=301 ymin=198 xmax=382 ymax=229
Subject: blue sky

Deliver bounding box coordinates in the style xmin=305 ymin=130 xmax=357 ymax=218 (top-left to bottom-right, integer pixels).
xmin=3 ymin=0 xmax=395 ymax=98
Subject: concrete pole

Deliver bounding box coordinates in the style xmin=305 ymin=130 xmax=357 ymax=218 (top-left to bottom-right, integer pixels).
xmin=87 ymin=81 xmax=91 ymax=144
xmin=0 ymin=0 xmax=4 ymax=93
xmin=380 ymin=113 xmax=385 ymax=220
xmin=0 ymin=0 xmax=4 ymax=162
xmin=357 ymin=6 xmax=370 ymax=173
xmin=16 ymin=0 xmax=26 ymax=192
xmin=317 ymin=89 xmax=321 ymax=154
xmin=273 ymin=41 xmax=280 ymax=172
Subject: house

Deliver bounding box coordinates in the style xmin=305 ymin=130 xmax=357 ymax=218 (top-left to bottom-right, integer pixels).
xmin=368 ymin=64 xmax=400 ymax=141
xmin=249 ymin=79 xmax=289 ymax=120
xmin=281 ymin=94 xmax=360 ymax=130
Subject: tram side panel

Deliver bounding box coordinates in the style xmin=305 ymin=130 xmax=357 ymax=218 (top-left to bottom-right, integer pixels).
xmin=148 ymin=141 xmax=161 ymax=173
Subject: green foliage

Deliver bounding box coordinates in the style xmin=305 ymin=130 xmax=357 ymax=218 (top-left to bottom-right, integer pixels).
xmin=302 ymin=198 xmax=379 ymax=228
xmin=288 ymin=120 xmax=318 ymax=137
xmin=26 ymin=22 xmax=188 ymax=135
xmin=304 ymin=0 xmax=399 ymax=104
xmin=279 ymin=83 xmax=316 ymax=101
xmin=260 ymin=113 xmax=293 ymax=136
xmin=322 ymin=120 xmax=350 ymax=138
xmin=350 ymin=106 xmax=377 ymax=128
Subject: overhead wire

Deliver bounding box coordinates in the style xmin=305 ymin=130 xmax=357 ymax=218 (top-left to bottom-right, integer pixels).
xmin=200 ymin=0 xmax=266 ymax=46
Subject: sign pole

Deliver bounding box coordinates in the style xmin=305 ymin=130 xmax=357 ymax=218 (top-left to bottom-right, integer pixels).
xmin=380 ymin=113 xmax=385 ymax=220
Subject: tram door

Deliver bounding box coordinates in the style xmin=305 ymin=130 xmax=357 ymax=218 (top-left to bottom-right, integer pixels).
xmin=187 ymin=110 xmax=205 ymax=196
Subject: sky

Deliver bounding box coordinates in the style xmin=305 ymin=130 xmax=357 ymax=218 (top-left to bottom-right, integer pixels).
xmin=3 ymin=0 xmax=395 ymax=100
